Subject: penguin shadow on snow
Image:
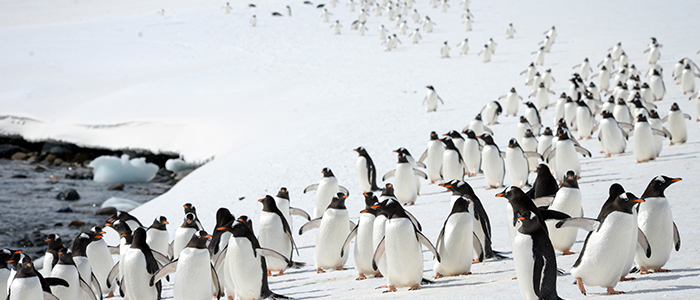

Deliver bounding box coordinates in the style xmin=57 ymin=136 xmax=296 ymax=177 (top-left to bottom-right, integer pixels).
xmin=435 ymin=277 xmax=489 ymax=289
xmin=622 ymin=284 xmax=700 ymax=295
xmin=630 ymin=267 xmax=700 ymax=283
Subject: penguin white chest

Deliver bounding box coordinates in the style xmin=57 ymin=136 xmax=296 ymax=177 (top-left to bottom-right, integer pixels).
xmin=636 ymin=197 xmax=674 ymax=269
xmin=258 ymin=212 xmax=291 ymax=271
xmin=463 ymin=140 xmax=481 ymax=175
xmin=512 ymin=232 xmax=538 ymax=300
xmin=354 ymin=213 xmax=376 ymax=274
xmin=505 ymin=148 xmax=528 ymax=187
xmin=175 ymin=248 xmax=212 ymax=300
xmin=633 ymin=122 xmax=656 ymax=162
xmin=434 ymin=212 xmax=473 ymax=276
xmin=8 ymin=277 xmax=43 ymax=300
xmin=356 ymin=156 xmax=371 ymax=192
xmin=545 ymin=187 xmax=582 ymax=251
xmin=172 ymin=227 xmax=197 ymax=259
xmin=426 ymin=141 xmax=445 ymax=182
xmin=667 ymin=111 xmax=688 ymax=144
xmin=50 ymin=264 xmax=81 ymax=300
xmin=599 ymin=119 xmax=626 ymax=155
xmin=86 ymin=239 xmax=114 ymax=294
xmin=442 ymin=150 xmax=463 ymax=182
xmin=315 ymin=177 xmax=339 ymax=218
xmin=123 ymin=249 xmax=158 ymax=300
xmin=553 ymin=141 xmax=579 ymax=180
xmin=481 ymin=146 xmax=504 ymax=187
xmin=227 ymin=237 xmax=263 ymax=300
xmin=394 ymin=163 xmax=418 ymax=204
xmin=385 ymin=218 xmax=424 ymax=287
xmin=315 ymin=208 xmax=350 ymax=269
xmin=146 ymin=229 xmax=170 ymax=257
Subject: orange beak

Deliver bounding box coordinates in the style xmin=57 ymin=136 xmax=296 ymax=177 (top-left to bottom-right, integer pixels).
xmin=671 ymin=178 xmax=682 ymax=182
xmin=94 ymin=235 xmax=103 ymax=239
xmin=518 ymin=217 xmax=525 ymax=221
xmin=163 ymin=222 xmax=168 ymax=225
xmin=371 ymin=205 xmax=380 ymax=209
xmin=217 ymin=226 xmax=227 ymax=231
xmin=634 ymin=199 xmax=645 ymax=203
xmin=204 ymin=235 xmax=212 ymax=239
xmin=237 ymin=218 xmax=244 ymax=222
xmin=495 ymin=193 xmax=504 ymax=197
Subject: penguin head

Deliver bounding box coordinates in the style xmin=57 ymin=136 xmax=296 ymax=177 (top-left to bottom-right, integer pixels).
xmin=524 ymin=129 xmax=535 ymax=138
xmin=649 ymin=110 xmax=660 ymax=119
xmin=612 ymin=192 xmax=644 ymax=213
xmin=601 ymin=110 xmax=613 ymax=119
xmin=515 ymin=211 xmax=541 ymax=234
xmin=451 ymin=197 xmax=471 ymax=213
xmin=258 ymin=195 xmax=279 ymax=212
xmin=542 ymin=127 xmax=553 ymax=136
xmin=183 ymin=203 xmax=197 ymax=215
xmin=438 ymin=180 xmax=457 ymax=190
xmin=182 ymin=213 xmax=198 ymax=228
xmin=652 ymin=69 xmax=661 ymax=76
xmin=187 ymin=230 xmax=211 ymax=249
xmin=510 ymin=87 xmax=516 ymax=93
xmin=236 ymin=215 xmax=254 ymax=233
xmin=565 ymin=96 xmax=573 ymax=103
xmin=507 ymin=138 xmax=520 ymax=149
xmin=519 ymin=116 xmax=529 ymax=123
xmin=322 ymin=167 xmax=335 ymax=177
xmin=562 ymin=171 xmax=579 ymax=188
xmin=462 ymin=129 xmax=477 ymax=139
xmin=362 ymin=192 xmax=378 ymax=209
xmin=559 ymin=92 xmax=567 ymax=99
xmin=525 ymin=101 xmax=536 ymax=109
xmin=354 ymin=146 xmax=368 ymax=156
xmin=601 ymin=65 xmax=607 ymax=71
xmin=631 ymin=98 xmax=644 ymax=107
xmin=636 ymin=114 xmax=648 ymax=123
xmin=276 ymin=187 xmax=290 ymax=200
xmin=45 ymin=233 xmax=63 ymax=251
xmin=131 ymin=227 xmax=149 ymax=249
xmin=584 ymin=57 xmax=589 ymax=62
xmin=444 ymin=130 xmax=463 ymax=140
xmin=539 ymin=82 xmax=545 ymax=88
xmin=429 ymin=131 xmax=439 ymax=140
xmin=556 ymin=127 xmax=570 ymax=140
xmin=439 ymin=136 xmax=456 ymax=148
xmin=397 ymin=152 xmax=409 ymax=163
xmin=17 ymin=256 xmax=35 ymax=275
xmin=215 ymin=208 xmax=235 ymax=229
xmin=477 ymin=133 xmax=495 ymax=145
xmin=616 ymin=98 xmax=626 ymax=105
xmin=588 ymin=81 xmax=596 ymax=88
xmin=684 ymin=64 xmax=691 ymax=70
xmin=474 ymin=113 xmax=482 ymax=121
xmin=642 ymin=176 xmax=681 ymax=198
xmin=393 ymin=147 xmax=411 ymax=156
xmin=576 ymin=99 xmax=588 ymax=107
xmin=381 ymin=183 xmax=395 ymax=197
xmin=149 ymin=216 xmax=168 ymax=231
xmin=536 ymin=163 xmax=551 ymax=176
xmin=529 ymin=62 xmax=535 ymax=67
xmin=495 ymin=186 xmax=528 ymax=205
xmin=670 ymin=102 xmax=680 ymax=111
xmin=426 ymin=85 xmax=435 ymax=91
xmin=328 ymin=193 xmax=348 ymax=210
xmin=606 ymin=95 xmax=615 ymax=103
xmin=57 ymin=248 xmax=74 ymax=265
xmin=384 ymin=198 xmax=407 ymax=219
xmin=556 ymin=118 xmax=568 ymax=128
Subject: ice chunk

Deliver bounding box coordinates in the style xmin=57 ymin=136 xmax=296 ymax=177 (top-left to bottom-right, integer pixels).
xmin=88 ymin=154 xmax=158 ymax=183
xmin=165 ymin=158 xmax=192 ymax=173
xmin=101 ymin=197 xmax=141 ymax=212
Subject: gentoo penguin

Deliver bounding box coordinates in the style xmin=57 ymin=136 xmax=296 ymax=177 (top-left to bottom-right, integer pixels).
xmin=1 ymin=249 xmax=21 ymax=300
xmin=433 ymin=197 xmax=476 ymax=278
xmin=505 ymin=138 xmax=538 ymax=188
xmin=457 ymin=38 xmax=468 ymax=54
xmin=331 ymin=20 xmax=342 ymax=34
xmin=574 ymin=58 xmax=594 ymax=81
xmin=487 ymin=38 xmax=498 ymax=53
xmin=410 ymin=28 xmax=422 ymax=43
xmin=422 ymin=16 xmax=435 ymax=33
xmin=646 ymin=43 xmax=661 ymax=64
xmin=528 ymin=82 xmax=554 ymax=111
xmin=498 ymin=87 xmax=523 ymax=117
xmin=521 ymin=62 xmax=538 ymax=86
xmin=478 ymin=44 xmax=493 ymax=63
xmin=440 ymin=41 xmax=450 ymax=58
xmin=7 ymin=255 xmax=66 ymax=300
xmin=146 ymin=216 xmax=170 ymax=258
xmin=689 ymin=92 xmax=700 ymax=122
xmin=598 ymin=53 xmax=614 ymax=73
xmin=304 ymin=167 xmax=349 ymax=218
xmin=105 ymin=211 xmax=143 ymax=233
xmin=462 ymin=113 xmax=493 ymax=136
xmin=478 ymin=134 xmax=505 ymax=189
xmin=613 ymin=97 xmax=633 ymax=125
xmin=50 ymin=248 xmax=97 ymax=300
xmin=516 ymin=116 xmax=533 ymax=145
xmin=71 ymin=233 xmax=103 ymax=299
xmin=461 ymin=129 xmax=482 ymax=177
xmin=321 ymin=8 xmax=331 ymax=22
xmin=681 ymin=64 xmax=697 ymax=94
xmin=341 ymin=192 xmax=380 ymax=280
xmin=299 ymin=193 xmax=355 ymax=273
xmin=122 ymin=228 xmax=161 ymax=300
xmin=521 ymin=130 xmax=540 ymax=172
xmin=250 ymin=15 xmax=257 ymax=27
xmin=423 ymin=85 xmax=444 ymax=112
xmin=183 ymin=203 xmax=204 ymax=230
xmin=512 ymin=211 xmax=563 ymax=300
xmin=545 ymin=171 xmax=582 ymax=255
xmin=354 ymin=147 xmax=381 ymax=192
xmin=286 ymin=5 xmax=291 ymax=16
xmin=545 ymin=127 xmax=591 ymax=181
xmin=480 ymin=101 xmax=503 ymax=125
xmin=370 ymin=198 xmax=389 ymax=277
xmin=172 ymin=212 xmax=199 ymax=259
xmin=394 ymin=147 xmax=427 ymax=195
xmin=273 ymin=187 xmax=310 ymax=232
xmin=635 ymin=176 xmax=682 ymax=274
xmin=524 ymin=101 xmax=545 ymax=134
xmin=219 ymin=217 xmax=289 ymax=300
xmin=419 ymin=131 xmax=445 ymax=183
xmin=532 ymin=46 xmax=545 ymax=65
xmin=575 ymin=99 xmax=595 ymax=139
xmin=258 ymin=195 xmax=300 ymax=276
xmin=506 ymin=23 xmax=515 ymax=39
xmin=593 ymin=65 xmax=611 ymax=92
xmin=382 ymin=152 xmax=426 ymax=205
xmin=664 ymin=102 xmax=691 ymax=145
xmin=151 ymin=230 xmax=222 ymax=300
xmin=372 ymin=199 xmax=440 ymax=292
xmin=633 ymin=114 xmax=662 ymax=163
xmin=609 ymin=42 xmax=623 ymax=60
xmin=544 ymin=26 xmax=557 ymax=42
xmin=598 ymin=110 xmax=628 ymax=157
xmin=537 ymin=127 xmax=554 ymax=157
xmin=648 ymin=110 xmax=671 ymax=156
xmin=209 ymin=208 xmax=235 ymax=299
xmin=41 ymin=233 xmax=63 ymax=277
xmin=105 ymin=220 xmax=132 ymax=295
xmin=439 ymin=137 xmax=466 ymax=182
xmin=444 ymin=130 xmax=466 ymax=161
xmin=558 ymin=187 xmax=650 ymax=295
xmin=85 ymin=226 xmax=114 ymax=297
xmin=649 ymin=69 xmax=665 ymax=101
xmin=563 ymin=96 xmax=578 ymax=130
xmin=525 ymin=164 xmax=559 ymax=207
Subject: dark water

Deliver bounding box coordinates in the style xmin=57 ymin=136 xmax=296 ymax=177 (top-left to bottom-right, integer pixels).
xmin=0 ymin=159 xmax=173 ymax=258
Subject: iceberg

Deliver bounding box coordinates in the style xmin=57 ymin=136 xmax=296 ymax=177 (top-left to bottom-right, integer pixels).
xmin=88 ymin=154 xmax=158 ymax=183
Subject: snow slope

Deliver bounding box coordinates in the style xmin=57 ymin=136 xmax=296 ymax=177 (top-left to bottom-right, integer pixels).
xmin=2 ymin=0 xmax=700 ymax=299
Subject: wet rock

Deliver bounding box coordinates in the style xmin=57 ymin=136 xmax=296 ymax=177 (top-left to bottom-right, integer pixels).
xmin=107 ymin=183 xmax=124 ymax=191
xmin=56 ymin=207 xmax=74 ymax=213
xmin=11 ymin=174 xmax=28 ymax=179
xmin=56 ymin=189 xmax=80 ymax=201
xmin=65 ymin=172 xmax=86 ymax=180
xmin=34 ymin=165 xmax=48 ymax=172
xmin=95 ymin=207 xmax=117 ymax=215
xmin=11 ymin=152 xmax=28 ymax=160
xmin=44 ymin=154 xmax=57 ymax=163
xmin=53 ymin=158 xmax=64 ymax=165
xmin=41 ymin=142 xmax=75 ymax=155
xmin=67 ymin=220 xmax=85 ymax=227
xmin=54 ymin=223 xmax=63 ymax=227
xmin=0 ymin=144 xmax=26 ymax=158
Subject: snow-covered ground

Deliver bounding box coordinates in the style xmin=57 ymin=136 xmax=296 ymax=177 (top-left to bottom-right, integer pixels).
xmin=2 ymin=0 xmax=700 ymax=299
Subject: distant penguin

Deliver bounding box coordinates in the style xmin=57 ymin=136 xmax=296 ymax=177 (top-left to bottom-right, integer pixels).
xmin=505 ymin=138 xmax=538 ymax=188
xmin=521 ymin=62 xmax=538 ymax=86
xmin=438 ymin=136 xmax=466 ymax=182
xmin=354 ymin=147 xmax=381 ymax=192
xmin=537 ymin=127 xmax=554 ymax=157
xmin=462 ymin=113 xmax=492 ymax=136
xmin=525 ymin=164 xmax=559 ymax=207
xmin=258 ymin=195 xmax=299 ymax=276
xmin=410 ymin=28 xmax=422 ymax=43
xmin=384 ymin=151 xmax=426 ymax=205
xmin=41 ymin=234 xmax=63 ymax=277
xmin=50 ymin=249 xmax=97 ymax=300
xmin=300 ymin=193 xmax=355 ymax=272
xmin=250 ymin=15 xmax=257 ymax=27
xmin=122 ymin=228 xmax=161 ymax=300
xmin=559 ymin=187 xmax=650 ymax=295
xmin=681 ymin=64 xmax=697 ymax=94
xmin=529 ymin=82 xmax=554 ymax=111
xmin=574 ymin=58 xmax=593 ymax=81
xmin=286 ymin=5 xmax=291 ymax=16
xmin=433 ymin=197 xmax=476 ymax=278
xmin=575 ymin=100 xmax=595 ymax=140
xmin=341 ymin=192 xmax=380 ymax=280
xmin=331 ymin=20 xmax=342 ymax=34
xmin=372 ymin=199 xmax=440 ymax=292
xmin=480 ymin=101 xmax=502 ymax=125
xmin=498 ymin=87 xmax=523 ymax=117
xmin=461 ymin=130 xmax=482 ymax=177
xmin=150 ymin=230 xmax=221 ymax=300
xmin=634 ymin=114 xmax=663 ymax=163
xmin=512 ymin=211 xmax=563 ymax=300
xmin=598 ymin=110 xmax=628 ymax=156
xmin=646 ymin=44 xmax=661 ymax=64
xmin=521 ymin=130 xmax=540 ymax=172
xmin=545 ymin=127 xmax=591 ymax=181
xmin=440 ymin=41 xmax=450 ymax=58
xmin=105 ymin=211 xmax=143 ymax=233
xmin=172 ymin=213 xmax=199 ymax=259
xmin=506 ymin=23 xmax=516 ymax=39
xmin=635 ymin=176 xmax=682 ymax=274
xmin=649 ymin=69 xmax=665 ymax=101
xmin=304 ymin=167 xmax=349 ymax=218
xmin=665 ymin=102 xmax=691 ymax=145
xmin=563 ymin=96 xmax=578 ymax=130
xmin=478 ymin=134 xmax=505 ymax=189
xmin=146 ymin=216 xmax=170 ymax=258
xmin=423 ymin=85 xmax=444 ymax=112
xmin=457 ymin=38 xmax=469 ymax=55
xmin=648 ymin=110 xmax=670 ymax=156
xmin=609 ymin=42 xmax=623 ymax=61
xmin=545 ymin=171 xmax=582 ymax=255
xmin=516 ymin=116 xmax=533 ymax=144
xmin=478 ymin=44 xmax=493 ymax=63
xmin=532 ymin=46 xmax=545 ymax=65
xmin=419 ymin=131 xmax=445 ymax=183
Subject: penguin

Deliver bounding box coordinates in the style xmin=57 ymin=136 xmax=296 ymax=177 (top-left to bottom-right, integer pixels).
xmin=598 ymin=53 xmax=614 ymax=73
xmin=532 ymin=46 xmax=545 ymax=65
xmin=382 ymin=152 xmax=427 ymax=205
xmin=354 ymin=147 xmax=381 ymax=192
xmin=370 ymin=197 xmax=389 ymax=278
xmin=84 ymin=226 xmax=114 ymax=297
xmin=172 ymin=212 xmax=199 ymax=259
xmin=592 ymin=65 xmax=611 ymax=92
xmin=563 ymin=96 xmax=578 ymax=130
xmin=525 ymin=164 xmax=559 ymax=207
xmin=208 ymin=208 xmax=235 ymax=299
xmin=423 ymin=85 xmax=444 ymax=112
xmin=516 ymin=116 xmax=533 ymax=144
xmin=487 ymin=38 xmax=498 ymax=53
xmin=646 ymin=43 xmax=661 ymax=64
xmin=613 ymin=97 xmax=633 ymax=125
xmin=478 ymin=44 xmax=492 ymax=63
xmin=506 ymin=23 xmax=515 ymax=39
xmin=331 ymin=20 xmax=341 ymax=34
xmin=258 ymin=195 xmax=300 ymax=276
xmin=394 ymin=147 xmax=427 ymax=195
xmin=1 ymin=249 xmax=22 ymax=300
xmin=50 ymin=248 xmax=98 ymax=300
xmin=372 ymin=199 xmax=440 ymax=292
xmin=304 ymin=167 xmax=349 ymax=218
xmin=544 ymin=25 xmax=557 ymax=42
xmin=663 ymin=102 xmax=691 ymax=145
xmin=461 ymin=129 xmax=482 ymax=177
xmin=299 ymin=193 xmax=355 ymax=273
xmin=478 ymin=133 xmax=505 ymax=189
xmin=545 ymin=171 xmax=582 ymax=255
xmin=634 ymin=114 xmax=665 ymax=163
xmin=649 ymin=69 xmax=665 ymax=101
xmin=122 ymin=227 xmax=161 ymax=300
xmin=321 ymin=8 xmax=331 ymax=22
xmin=545 ymin=127 xmax=591 ymax=181
xmin=419 ymin=131 xmax=445 ymax=183
xmin=575 ymin=99 xmax=595 ymax=140
xmin=480 ymin=101 xmax=503 ymax=125
xmin=146 ymin=216 xmax=170 ymax=258
xmin=521 ymin=130 xmax=540 ymax=172
xmin=7 ymin=255 xmax=66 ymax=300
xmin=598 ymin=110 xmax=628 ymax=157
xmin=630 ymin=97 xmax=650 ymax=122
xmin=689 ymin=91 xmax=700 ymax=122
xmin=537 ymin=127 xmax=554 ymax=157
xmin=41 ymin=234 xmax=63 ymax=277
xmin=71 ymin=233 xmax=103 ymax=299
xmin=378 ymin=25 xmax=387 ymax=40
xmin=250 ymin=15 xmax=257 ymax=27
xmin=521 ymin=62 xmax=538 ymax=86
xmin=609 ymin=42 xmax=623 ymax=60
xmin=528 ymin=82 xmax=554 ymax=111
xmin=151 ymin=230 xmax=222 ymax=300
xmin=433 ymin=197 xmax=477 ymax=278
xmin=462 ymin=113 xmax=493 ymax=136
xmin=498 ymin=87 xmax=523 ymax=117
xmin=410 ymin=28 xmax=422 ymax=44
xmin=286 ymin=5 xmax=291 ymax=16
xmin=457 ymin=38 xmax=468 ymax=54
xmin=635 ymin=176 xmax=682 ymax=274
xmin=512 ymin=211 xmax=563 ymax=300
xmin=444 ymin=130 xmax=466 ymax=161
xmin=681 ymin=64 xmax=697 ymax=94
xmin=340 ymin=192 xmax=380 ymax=280
xmin=439 ymin=137 xmax=466 ymax=182
xmin=218 ymin=217 xmax=289 ymax=300
xmin=183 ymin=203 xmax=204 ymax=230
xmin=505 ymin=138 xmax=539 ymax=189
xmin=648 ymin=110 xmax=671 ymax=156
xmin=573 ymin=58 xmax=594 ymax=81
xmin=558 ymin=187 xmax=650 ymax=295
xmin=440 ymin=41 xmax=450 ymax=58
xmin=105 ymin=220 xmax=132 ymax=295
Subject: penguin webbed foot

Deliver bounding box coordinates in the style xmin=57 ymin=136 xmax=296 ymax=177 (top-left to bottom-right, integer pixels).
xmin=434 ymin=273 xmax=443 ymax=279
xmin=335 ymin=266 xmax=347 ymax=271
xmin=606 ymin=287 xmax=624 ymax=295
xmin=575 ymin=278 xmax=586 ymax=295
xmin=356 ymin=273 xmax=367 ymax=280
xmin=408 ymin=284 xmax=420 ymax=291
xmin=562 ymin=249 xmax=575 ymax=255
xmin=654 ymin=268 xmax=671 ymax=273
xmin=316 ymin=268 xmax=326 ymax=273
xmin=383 ymin=285 xmax=398 ymax=293
xmin=619 ymin=275 xmax=635 ymax=281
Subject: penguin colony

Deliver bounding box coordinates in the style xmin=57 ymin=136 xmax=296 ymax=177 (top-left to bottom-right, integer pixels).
xmin=3 ymin=1 xmax=699 ymax=300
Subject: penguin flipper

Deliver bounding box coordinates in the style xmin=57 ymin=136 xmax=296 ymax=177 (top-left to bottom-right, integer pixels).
xmin=43 ymin=277 xmax=69 ymax=288
xmin=435 ymin=226 xmax=445 ymax=251
xmin=683 ymin=113 xmax=692 ymax=120
xmin=340 ymin=225 xmax=359 ymax=257
xmin=554 ymin=217 xmax=600 ymax=232
xmin=338 ymin=186 xmax=350 ymax=196
xmin=90 ymin=273 xmax=103 ymax=300
xmin=151 ymin=250 xmax=171 ymax=266
xmin=303 ymin=184 xmax=319 ymax=193
xmin=79 ymin=276 xmax=98 ymax=300
xmin=419 ymin=149 xmax=428 ymax=163
xmin=416 ymin=231 xmax=440 ymax=263
xmin=213 ymin=245 xmax=228 ymax=270
xmin=298 ymin=218 xmax=322 ymax=235
xmin=661 ymin=116 xmax=669 ymax=122
xmin=106 ymin=261 xmax=119 ymax=289
xmin=539 ymin=208 xmax=570 ymax=221
xmin=382 ymin=170 xmax=395 ymax=181
xmin=524 ymin=151 xmax=544 ymax=160
xmin=290 ymin=207 xmax=311 ymax=220
xmin=256 ymin=248 xmax=292 ymax=266
xmin=415 ymin=161 xmax=427 ymax=168
xmin=652 ymin=129 xmax=668 ymax=137
xmin=168 ymin=242 xmax=174 ymax=258
xmin=371 ymin=237 xmax=386 ymax=271
xmin=483 ymin=126 xmax=494 ymax=135
xmin=637 ymin=228 xmax=652 ymax=258
xmin=42 ymin=292 xmax=60 ymax=300
xmin=405 ymin=210 xmax=423 ymax=231
xmin=413 ymin=169 xmax=428 ymax=179
xmin=150 ymin=259 xmax=178 ymax=286
xmin=574 ymin=146 xmax=592 ymax=157
xmin=532 ymin=251 xmax=544 ymax=297
xmin=472 ymin=232 xmax=484 ymax=262
xmin=108 ymin=245 xmax=120 ymax=255
xmin=673 ymin=222 xmax=681 ymax=251
xmin=210 ymin=263 xmax=222 ymax=300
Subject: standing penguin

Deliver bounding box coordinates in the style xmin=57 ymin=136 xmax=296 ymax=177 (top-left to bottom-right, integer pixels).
xmin=341 ymin=192 xmax=380 ymax=280
xmin=528 ymin=82 xmax=554 ymax=111
xmin=664 ymin=102 xmax=691 ymax=145
xmin=150 ymin=230 xmax=221 ymax=300
xmin=85 ymin=226 xmax=114 ymax=297
xmin=41 ymin=234 xmax=63 ymax=277
xmin=521 ymin=130 xmax=540 ymax=172
xmin=172 ymin=213 xmax=199 ymax=259
xmin=558 ymin=187 xmax=650 ymax=295
xmin=498 ymin=87 xmax=523 ymax=117
xmin=635 ymin=176 xmax=682 ymax=274
xmin=250 ymin=15 xmax=257 ymax=27
xmin=478 ymin=134 xmax=505 ymax=189
xmin=183 ymin=203 xmax=204 ymax=230
xmin=461 ymin=129 xmax=482 ymax=177
xmin=372 ymin=199 xmax=440 ymax=292
xmin=574 ymin=58 xmax=594 ymax=81
xmin=439 ymin=137 xmax=466 ymax=182
xmin=532 ymin=46 xmax=545 ymax=65
xmin=273 ymin=187 xmax=310 ymax=232
xmin=304 ymin=167 xmax=349 ymax=218
xmin=50 ymin=248 xmax=97 ymax=300
xmin=433 ymin=197 xmax=477 ymax=278
xmin=478 ymin=44 xmax=492 ymax=63
xmin=258 ymin=195 xmax=299 ymax=276
xmin=71 ymin=233 xmax=103 ymax=299
xmin=633 ymin=114 xmax=662 ymax=163
xmin=480 ymin=101 xmax=503 ymax=125
xmin=649 ymin=69 xmax=665 ymax=101
xmin=525 ymin=164 xmax=559 ymax=207
xmin=7 ymin=256 xmax=66 ymax=300
xmin=512 ymin=211 xmax=563 ymax=300
xmin=576 ymin=100 xmax=596 ymax=140
xmin=1 ymin=249 xmax=21 ymax=300
xmin=300 ymin=193 xmax=355 ymax=273
xmin=648 ymin=110 xmax=671 ymax=156
xmin=536 ymin=128 xmax=554 ymax=157
xmin=383 ymin=152 xmax=426 ymax=205
xmin=598 ymin=110 xmax=629 ymax=157
xmin=209 ymin=208 xmax=235 ymax=299
xmin=681 ymin=64 xmax=697 ymax=94
xmin=545 ymin=171 xmax=582 ymax=255
xmin=545 ymin=127 xmax=591 ymax=181
xmin=505 ymin=138 xmax=540 ymax=189
xmin=354 ymin=147 xmax=381 ymax=192
xmin=394 ymin=147 xmax=426 ymax=195
xmin=462 ymin=113 xmax=493 ymax=136
xmin=121 ymin=228 xmax=162 ymax=300
xmin=146 ymin=216 xmax=170 ymax=258
xmin=457 ymin=38 xmax=469 ymax=54
xmin=419 ymin=131 xmax=445 ymax=183
xmin=423 ymin=85 xmax=444 ymax=112
xmin=506 ymin=23 xmax=516 ymax=39
xmin=440 ymin=41 xmax=450 ymax=58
